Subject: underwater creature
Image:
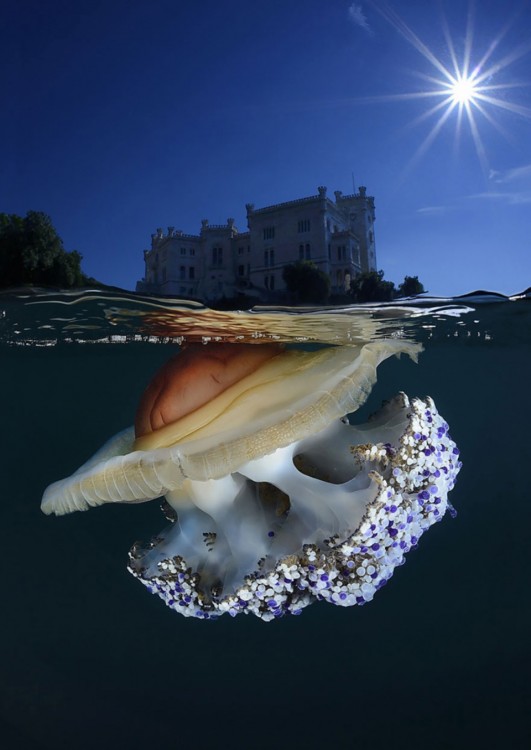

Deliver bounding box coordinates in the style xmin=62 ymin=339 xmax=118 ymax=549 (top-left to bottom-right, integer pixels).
xmin=42 ymin=340 xmax=461 ymax=621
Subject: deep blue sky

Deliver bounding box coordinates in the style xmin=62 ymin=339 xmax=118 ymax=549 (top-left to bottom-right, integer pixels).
xmin=3 ymin=0 xmax=531 ymax=296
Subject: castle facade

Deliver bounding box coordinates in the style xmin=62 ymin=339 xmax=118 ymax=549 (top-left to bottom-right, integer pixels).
xmin=136 ymin=185 xmax=377 ymax=301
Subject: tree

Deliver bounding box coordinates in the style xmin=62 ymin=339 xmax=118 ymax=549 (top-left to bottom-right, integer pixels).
xmin=282 ymin=260 xmax=330 ymax=304
xmin=0 ymin=211 xmax=89 ymax=289
xmin=397 ymin=275 xmax=425 ymax=298
xmin=349 ymin=270 xmax=395 ymax=303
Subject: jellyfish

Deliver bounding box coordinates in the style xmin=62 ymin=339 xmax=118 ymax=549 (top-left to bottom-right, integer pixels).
xmin=41 ymin=339 xmax=461 ymax=621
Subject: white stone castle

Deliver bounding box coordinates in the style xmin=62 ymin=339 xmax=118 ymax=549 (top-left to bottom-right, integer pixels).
xmin=136 ymin=185 xmax=377 ymax=301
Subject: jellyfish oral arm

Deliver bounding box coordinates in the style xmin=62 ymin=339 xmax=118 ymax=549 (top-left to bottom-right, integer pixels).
xmin=128 ymin=393 xmax=461 ymax=620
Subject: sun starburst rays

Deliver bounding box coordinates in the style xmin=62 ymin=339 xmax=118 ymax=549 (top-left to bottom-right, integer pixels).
xmin=368 ymin=0 xmax=531 ymax=175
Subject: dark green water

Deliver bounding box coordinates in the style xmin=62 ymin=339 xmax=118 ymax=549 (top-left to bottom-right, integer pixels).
xmin=1 ymin=292 xmax=530 ymax=749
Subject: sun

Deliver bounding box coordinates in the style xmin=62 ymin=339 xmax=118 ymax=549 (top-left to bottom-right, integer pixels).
xmin=449 ymin=74 xmax=478 ymax=105
xmin=366 ymin=0 xmax=531 ymax=174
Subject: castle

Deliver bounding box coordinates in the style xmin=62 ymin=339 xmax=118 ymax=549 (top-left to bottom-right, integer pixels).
xmin=136 ymin=185 xmax=377 ymax=301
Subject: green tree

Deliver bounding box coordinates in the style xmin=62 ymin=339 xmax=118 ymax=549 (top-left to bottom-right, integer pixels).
xmin=397 ymin=275 xmax=425 ymax=298
xmin=282 ymin=260 xmax=330 ymax=304
xmin=349 ymin=270 xmax=395 ymax=303
xmin=0 ymin=211 xmax=89 ymax=289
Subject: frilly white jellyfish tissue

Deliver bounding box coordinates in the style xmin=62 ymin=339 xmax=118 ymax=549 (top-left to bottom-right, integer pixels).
xmin=42 ymin=341 xmax=461 ymax=621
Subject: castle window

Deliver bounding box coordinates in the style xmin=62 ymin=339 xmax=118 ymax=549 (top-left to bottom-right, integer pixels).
xmin=337 ymin=246 xmax=347 ymax=261
xmin=180 ymin=247 xmax=186 ymax=255
xmin=238 ymin=265 xmax=245 ymax=277
xmin=190 ymin=248 xmax=195 ymax=256
xmin=298 ymin=219 xmax=311 ymax=233
xmin=299 ymin=244 xmax=304 ymax=260
xmin=265 ymin=248 xmax=275 ymax=267
xmin=189 ymin=267 xmax=195 ymax=280
xmin=270 ymin=249 xmax=275 ymax=266
xmin=305 ymin=243 xmax=311 ymax=259
xmin=263 ymin=226 xmax=275 ymax=240
xmin=180 ymin=266 xmax=186 ymax=280
xmin=212 ymin=246 xmax=223 ymax=266
xmin=270 ymin=274 xmax=275 ymax=290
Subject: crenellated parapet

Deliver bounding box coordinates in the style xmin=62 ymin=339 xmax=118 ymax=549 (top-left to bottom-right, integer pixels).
xmin=335 ymin=186 xmax=375 ymax=207
xmin=251 ymin=189 xmax=328 ymax=215
xmin=200 ymin=218 xmax=240 ymax=236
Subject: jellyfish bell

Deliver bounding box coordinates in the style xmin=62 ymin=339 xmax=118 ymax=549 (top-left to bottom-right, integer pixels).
xmin=41 ymin=339 xmax=462 ymax=621
xmin=42 ymin=340 xmax=420 ymax=509
xmin=134 ymin=342 xmax=284 ymax=438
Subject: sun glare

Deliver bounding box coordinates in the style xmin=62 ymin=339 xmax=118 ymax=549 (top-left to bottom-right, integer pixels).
xmin=449 ymin=75 xmax=478 ymax=105
xmin=367 ymin=1 xmax=531 ymax=174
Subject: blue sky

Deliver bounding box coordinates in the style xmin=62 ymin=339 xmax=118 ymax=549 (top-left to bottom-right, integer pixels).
xmin=3 ymin=0 xmax=531 ymax=296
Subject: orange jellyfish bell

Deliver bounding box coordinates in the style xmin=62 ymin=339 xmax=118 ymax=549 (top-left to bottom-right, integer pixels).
xmin=42 ymin=339 xmax=423 ymax=512
xmin=134 ymin=342 xmax=284 ymax=438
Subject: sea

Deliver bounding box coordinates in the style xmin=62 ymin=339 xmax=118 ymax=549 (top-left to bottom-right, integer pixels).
xmin=1 ymin=287 xmax=530 ymax=750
